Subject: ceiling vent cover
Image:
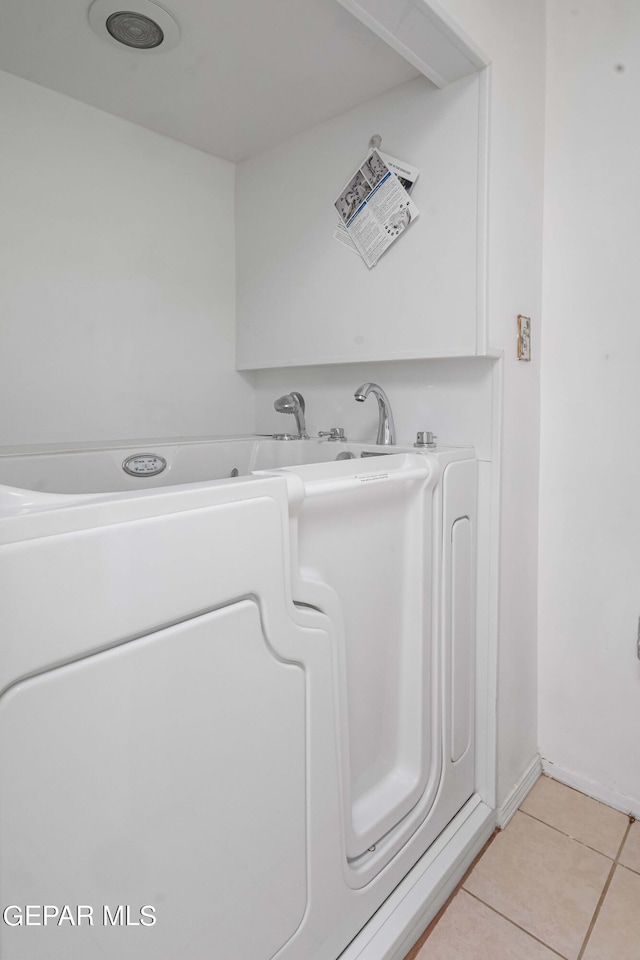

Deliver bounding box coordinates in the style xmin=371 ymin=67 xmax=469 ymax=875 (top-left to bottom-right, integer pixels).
xmin=106 ymin=12 xmax=164 ymax=48
xmin=89 ymin=0 xmax=179 ymax=52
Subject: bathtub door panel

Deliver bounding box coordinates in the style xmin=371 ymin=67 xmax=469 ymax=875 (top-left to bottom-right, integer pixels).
xmin=289 ymin=459 xmax=441 ymax=872
xmin=0 ymin=600 xmax=307 ymax=960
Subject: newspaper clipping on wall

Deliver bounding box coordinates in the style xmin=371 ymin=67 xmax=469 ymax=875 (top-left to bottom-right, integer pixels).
xmin=333 ymin=150 xmax=420 ymax=268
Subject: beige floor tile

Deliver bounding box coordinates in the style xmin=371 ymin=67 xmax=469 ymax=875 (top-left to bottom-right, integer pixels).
xmin=619 ymin=820 xmax=640 ymax=874
xmin=415 ymin=890 xmax=560 ymax=960
xmin=463 ymin=812 xmax=611 ymax=960
xmin=582 ymin=866 xmax=640 ymax=960
xmin=520 ymin=776 xmax=628 ymax=858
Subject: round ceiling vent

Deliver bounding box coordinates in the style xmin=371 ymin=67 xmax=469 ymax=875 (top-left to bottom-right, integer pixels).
xmin=106 ymin=12 xmax=164 ymax=49
xmin=88 ymin=0 xmax=180 ymax=52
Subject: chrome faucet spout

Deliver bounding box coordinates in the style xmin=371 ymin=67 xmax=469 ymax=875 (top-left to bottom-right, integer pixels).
xmin=353 ymin=382 xmax=396 ymax=445
xmin=273 ymin=391 xmax=309 ymax=439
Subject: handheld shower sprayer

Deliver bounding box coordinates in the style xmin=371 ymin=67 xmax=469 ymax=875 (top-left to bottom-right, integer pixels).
xmin=273 ymin=391 xmax=309 ymax=439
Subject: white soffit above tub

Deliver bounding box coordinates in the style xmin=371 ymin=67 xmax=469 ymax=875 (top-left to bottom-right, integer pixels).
xmin=0 ymin=0 xmax=422 ymax=161
xmin=336 ymin=0 xmax=488 ymax=87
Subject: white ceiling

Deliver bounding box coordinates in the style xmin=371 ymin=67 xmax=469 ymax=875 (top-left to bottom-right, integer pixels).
xmin=0 ymin=0 xmax=419 ymax=161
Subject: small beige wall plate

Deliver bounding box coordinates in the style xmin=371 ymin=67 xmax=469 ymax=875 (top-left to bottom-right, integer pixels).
xmin=517 ymin=315 xmax=531 ymax=361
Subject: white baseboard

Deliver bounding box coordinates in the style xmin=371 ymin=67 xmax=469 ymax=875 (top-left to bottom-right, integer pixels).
xmin=497 ymin=754 xmax=542 ymax=828
xmin=541 ymin=759 xmax=640 ymax=819
xmin=339 ymin=796 xmax=496 ymax=960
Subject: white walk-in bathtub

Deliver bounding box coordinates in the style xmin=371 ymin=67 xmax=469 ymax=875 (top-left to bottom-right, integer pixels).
xmin=0 ymin=436 xmax=490 ymax=960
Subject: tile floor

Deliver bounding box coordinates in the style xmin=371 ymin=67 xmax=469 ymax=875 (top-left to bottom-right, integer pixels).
xmin=406 ymin=776 xmax=638 ymax=960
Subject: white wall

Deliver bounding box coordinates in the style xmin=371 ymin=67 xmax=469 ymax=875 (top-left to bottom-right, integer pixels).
xmin=236 ymin=75 xmax=481 ymax=368
xmin=0 ymin=70 xmax=253 ymax=447
xmin=539 ymin=0 xmax=640 ymax=813
xmin=434 ymin=0 xmax=546 ymax=807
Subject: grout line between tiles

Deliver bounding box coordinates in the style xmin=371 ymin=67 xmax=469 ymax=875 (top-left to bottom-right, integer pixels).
xmin=518 ymin=808 xmax=618 ymax=860
xmin=462 ymin=888 xmax=571 ymax=960
xmin=575 ymin=819 xmax=633 ymax=960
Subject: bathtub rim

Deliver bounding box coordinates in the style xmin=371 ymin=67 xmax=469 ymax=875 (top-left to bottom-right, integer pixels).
xmin=0 ymin=435 xmax=474 ymax=521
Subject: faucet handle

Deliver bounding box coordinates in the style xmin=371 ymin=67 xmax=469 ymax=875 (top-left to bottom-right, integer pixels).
xmin=319 ymin=427 xmax=347 ymax=441
xmin=414 ymin=431 xmax=437 ymax=448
